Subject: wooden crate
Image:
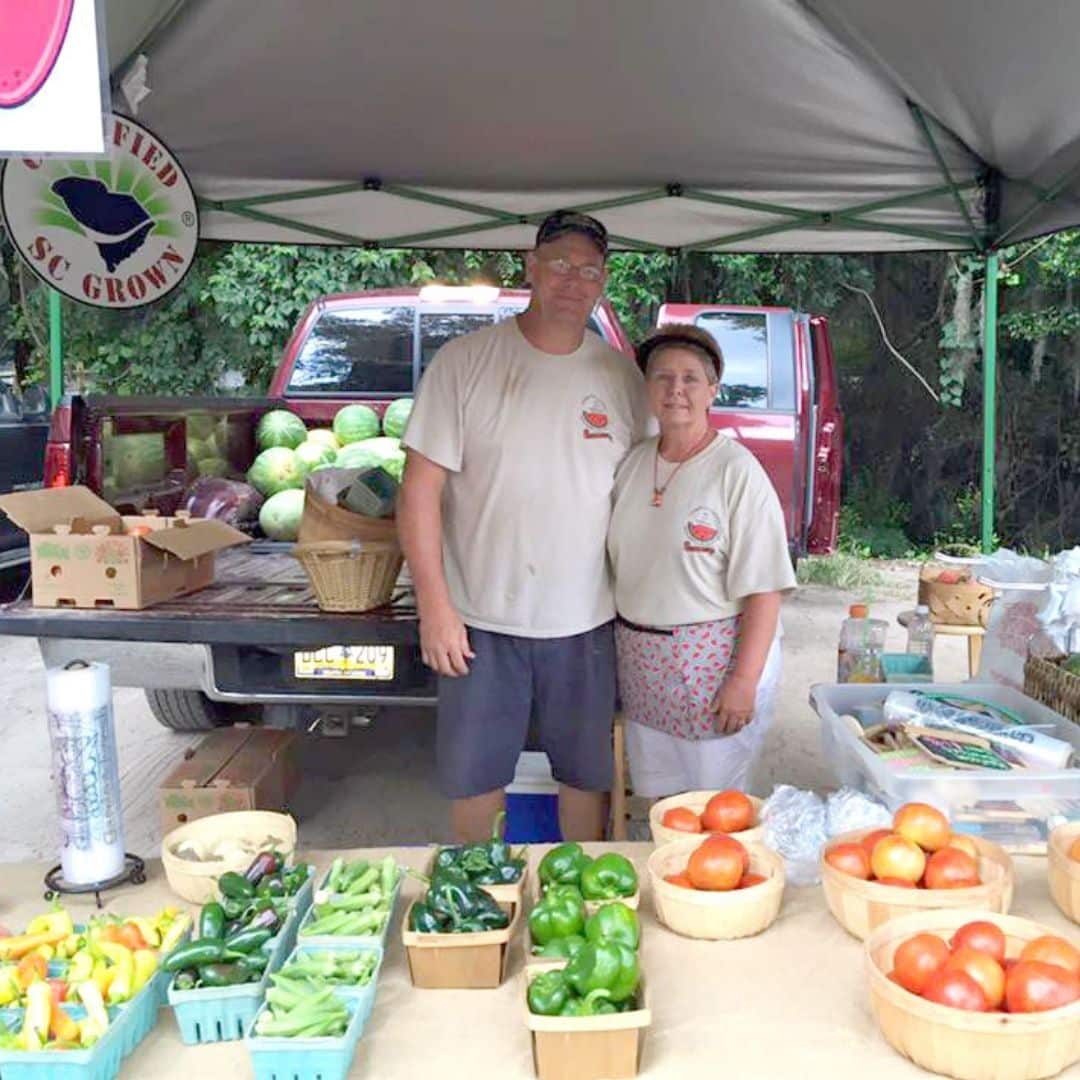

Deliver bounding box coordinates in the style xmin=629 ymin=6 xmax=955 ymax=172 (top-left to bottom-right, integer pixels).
xmin=402 ymin=901 xmax=520 ymax=989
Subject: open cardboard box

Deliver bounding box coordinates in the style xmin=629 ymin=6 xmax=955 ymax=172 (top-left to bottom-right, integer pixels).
xmin=0 ymin=486 xmax=249 ymax=609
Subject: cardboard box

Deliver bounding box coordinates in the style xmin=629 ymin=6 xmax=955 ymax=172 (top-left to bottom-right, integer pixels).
xmin=0 ymin=486 xmax=249 ymax=609
xmin=158 ymin=726 xmax=300 ymax=833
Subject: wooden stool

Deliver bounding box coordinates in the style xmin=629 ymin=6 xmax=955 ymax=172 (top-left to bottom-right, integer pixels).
xmin=610 ymin=712 xmax=629 ymax=841
xmin=898 ymin=610 xmax=986 ymax=679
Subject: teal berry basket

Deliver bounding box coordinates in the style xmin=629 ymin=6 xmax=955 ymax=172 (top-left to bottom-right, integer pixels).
xmin=0 ymin=1004 xmax=124 ymax=1080
xmin=881 ymin=652 xmax=934 ymax=683
xmin=167 ymin=865 xmax=314 ymax=1045
xmin=277 ymin=940 xmax=384 ymax=1032
xmin=296 ymin=864 xmax=401 ymax=951
xmin=245 ymin=992 xmax=365 ymax=1080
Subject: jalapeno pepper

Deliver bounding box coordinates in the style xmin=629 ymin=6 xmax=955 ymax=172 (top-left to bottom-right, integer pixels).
xmin=198 ymin=962 xmax=252 ymax=988
xmin=198 ymin=902 xmax=226 ymax=941
xmin=163 ymin=938 xmax=226 ymax=973
xmin=217 ymin=871 xmax=255 ymax=900
xmin=224 ymin=927 xmax=273 ymax=954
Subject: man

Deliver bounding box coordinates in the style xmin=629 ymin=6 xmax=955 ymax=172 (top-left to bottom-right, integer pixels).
xmin=398 ymin=210 xmax=648 ymax=842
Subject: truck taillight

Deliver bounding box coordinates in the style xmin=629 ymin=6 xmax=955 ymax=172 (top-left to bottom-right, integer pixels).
xmin=44 ymin=443 xmax=72 ymax=487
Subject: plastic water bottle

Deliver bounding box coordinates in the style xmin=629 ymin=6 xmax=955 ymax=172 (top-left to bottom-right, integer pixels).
xmin=906 ymin=604 xmax=935 ymax=678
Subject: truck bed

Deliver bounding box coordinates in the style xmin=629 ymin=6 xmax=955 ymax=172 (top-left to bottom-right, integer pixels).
xmin=0 ymin=545 xmax=420 ymax=648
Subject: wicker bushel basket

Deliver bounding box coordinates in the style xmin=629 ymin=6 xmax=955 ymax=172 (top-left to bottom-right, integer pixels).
xmin=918 ymin=563 xmax=995 ymax=627
xmin=293 ymin=539 xmax=403 ymax=612
xmin=1024 ymin=653 xmax=1080 ymax=727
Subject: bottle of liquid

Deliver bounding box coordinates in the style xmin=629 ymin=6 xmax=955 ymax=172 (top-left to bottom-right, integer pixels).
xmin=837 ymin=603 xmax=888 ymax=683
xmin=906 ymin=604 xmax=935 ymax=679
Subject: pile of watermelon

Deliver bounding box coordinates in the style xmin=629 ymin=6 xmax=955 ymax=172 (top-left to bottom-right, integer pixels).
xmin=183 ymin=401 xmax=412 ymax=542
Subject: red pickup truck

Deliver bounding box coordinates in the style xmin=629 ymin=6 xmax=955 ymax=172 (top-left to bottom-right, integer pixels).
xmin=1 ymin=287 xmax=840 ymax=733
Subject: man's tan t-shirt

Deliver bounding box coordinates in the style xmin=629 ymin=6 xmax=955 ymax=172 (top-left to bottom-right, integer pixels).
xmin=403 ymin=318 xmax=648 ymax=638
xmin=607 ymin=434 xmax=796 ymax=628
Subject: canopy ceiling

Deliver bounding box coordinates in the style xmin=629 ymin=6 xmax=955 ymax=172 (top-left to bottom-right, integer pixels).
xmin=101 ymin=0 xmax=1080 ymax=252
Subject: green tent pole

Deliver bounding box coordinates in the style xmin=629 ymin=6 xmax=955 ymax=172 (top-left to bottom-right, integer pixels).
xmin=981 ymin=252 xmax=999 ymax=553
xmin=48 ymin=289 xmax=63 ymax=406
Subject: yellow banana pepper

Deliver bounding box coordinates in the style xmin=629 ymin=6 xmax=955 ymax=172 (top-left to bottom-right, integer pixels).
xmin=99 ymin=942 xmax=134 ymax=1004
xmin=0 ymin=966 xmax=19 ymax=1006
xmin=68 ymin=951 xmax=94 ymax=984
xmin=20 ymin=981 xmax=50 ymax=1051
xmin=128 ymin=918 xmax=161 ymax=949
xmin=131 ymin=949 xmax=157 ymax=994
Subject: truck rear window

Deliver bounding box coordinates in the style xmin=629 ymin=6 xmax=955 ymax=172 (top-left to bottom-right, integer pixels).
xmin=420 ymin=313 xmax=494 ymax=372
xmin=695 ymin=312 xmax=769 ymax=409
xmin=287 ymin=307 xmax=414 ymax=394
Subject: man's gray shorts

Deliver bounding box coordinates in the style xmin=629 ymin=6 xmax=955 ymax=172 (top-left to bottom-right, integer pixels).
xmin=436 ymin=623 xmax=616 ymax=799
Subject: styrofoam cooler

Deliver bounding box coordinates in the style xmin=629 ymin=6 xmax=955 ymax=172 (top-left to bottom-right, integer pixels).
xmin=505 ymin=752 xmax=561 ymax=843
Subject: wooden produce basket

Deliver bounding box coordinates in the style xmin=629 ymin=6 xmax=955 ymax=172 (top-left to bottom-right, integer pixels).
xmin=1048 ymin=821 xmax=1080 ymax=924
xmin=647 ymin=837 xmax=784 ymax=940
xmin=648 ymin=791 xmax=765 ymax=848
xmin=402 ymin=901 xmax=521 ymax=989
xmin=865 ymin=910 xmax=1080 ymax=1080
xmin=161 ymin=810 xmax=297 ymax=904
xmin=1023 ymin=653 xmax=1080 ymax=727
xmin=918 ymin=564 xmax=995 ymax=627
xmin=821 ymin=828 xmax=1014 ymax=941
xmin=524 ymin=968 xmax=651 ymax=1080
xmin=292 ymin=539 xmax=402 ymax=613
xmin=424 ymin=847 xmax=528 ymax=916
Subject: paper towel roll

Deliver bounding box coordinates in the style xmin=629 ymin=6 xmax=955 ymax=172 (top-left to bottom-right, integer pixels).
xmin=46 ymin=661 xmax=126 ymax=884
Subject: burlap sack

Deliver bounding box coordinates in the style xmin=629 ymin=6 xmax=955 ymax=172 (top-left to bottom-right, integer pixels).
xmin=298 ymin=468 xmax=398 ymax=544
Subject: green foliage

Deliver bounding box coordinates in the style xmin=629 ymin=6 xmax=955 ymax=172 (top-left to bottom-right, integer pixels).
xmin=796 ymin=553 xmax=882 ymax=591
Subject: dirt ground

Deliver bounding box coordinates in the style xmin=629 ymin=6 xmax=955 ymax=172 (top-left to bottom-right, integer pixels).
xmin=0 ymin=560 xmax=973 ymax=860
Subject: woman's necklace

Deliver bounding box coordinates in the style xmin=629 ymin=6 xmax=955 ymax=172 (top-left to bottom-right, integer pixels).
xmin=651 ymin=429 xmax=714 ymax=507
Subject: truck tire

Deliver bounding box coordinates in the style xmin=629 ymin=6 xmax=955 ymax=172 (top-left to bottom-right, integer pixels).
xmin=146 ymin=689 xmax=256 ymax=732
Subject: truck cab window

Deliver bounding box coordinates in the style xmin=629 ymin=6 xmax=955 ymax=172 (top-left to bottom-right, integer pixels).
xmin=695 ymin=312 xmax=770 ymax=409
xmin=287 ymin=307 xmax=414 ymax=394
xmin=419 ymin=313 xmax=494 ymax=374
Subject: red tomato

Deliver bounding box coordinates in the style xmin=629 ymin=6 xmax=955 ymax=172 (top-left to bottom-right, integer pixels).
xmin=1019 ymin=935 xmax=1080 ymax=977
xmin=923 ymin=848 xmax=980 ymax=890
xmin=1069 ymin=836 xmax=1080 ymax=862
xmin=945 ymin=947 xmax=1006 ymax=1009
xmin=922 ymin=968 xmax=989 ymax=1012
xmin=661 ymin=807 xmax=702 ymax=833
xmin=860 ymin=828 xmax=893 ymax=859
xmin=737 ymin=872 xmax=766 ymax=889
xmin=893 ymin=933 xmax=950 ymax=995
xmin=893 ymin=802 xmax=952 ymax=853
xmin=950 ymin=920 xmax=1006 ymax=964
xmin=663 ymin=871 xmax=695 ymax=889
xmin=886 ymin=970 xmax=905 ymax=988
xmin=871 ymin=835 xmax=926 ymax=883
xmin=700 ymin=790 xmax=754 ymax=834
xmin=945 ymin=834 xmax=979 ymax=860
xmin=1005 ymin=961 xmax=1080 ymax=1013
xmin=687 ymin=835 xmax=747 ymax=891
xmin=875 ymin=876 xmax=917 ymax=888
xmin=824 ymin=842 xmax=871 ymax=880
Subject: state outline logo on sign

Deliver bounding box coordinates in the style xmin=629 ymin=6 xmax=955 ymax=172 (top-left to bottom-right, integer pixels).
xmin=0 ymin=113 xmax=199 ymax=310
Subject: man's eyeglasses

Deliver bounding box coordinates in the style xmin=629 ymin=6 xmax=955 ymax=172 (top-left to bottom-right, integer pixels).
xmin=540 ymin=257 xmax=605 ymax=284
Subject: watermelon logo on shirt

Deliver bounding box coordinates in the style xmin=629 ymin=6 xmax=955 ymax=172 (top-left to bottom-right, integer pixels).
xmin=684 ymin=507 xmax=720 ymax=554
xmin=581 ymin=395 xmax=612 ymax=441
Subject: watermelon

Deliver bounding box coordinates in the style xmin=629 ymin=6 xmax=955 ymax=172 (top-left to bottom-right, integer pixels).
xmin=105 ymin=433 xmax=166 ymax=488
xmin=185 ymin=413 xmax=218 ymax=441
xmin=382 ymin=398 xmax=413 ymax=439
xmin=193 ymin=456 xmax=229 ymax=479
xmin=295 ymin=440 xmax=336 ymax=474
xmin=257 ymin=410 xmax=307 ymax=451
xmin=306 ymin=428 xmax=341 ymax=451
xmin=332 ymin=404 xmax=380 ymax=446
xmin=259 ymin=489 xmax=305 ymax=542
xmin=246 ymin=446 xmax=305 ymax=497
xmin=334 ymin=436 xmax=405 ymax=482
xmin=334 ymin=443 xmax=384 ymax=472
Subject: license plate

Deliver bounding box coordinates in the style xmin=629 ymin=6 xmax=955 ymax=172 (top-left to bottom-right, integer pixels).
xmin=294 ymin=645 xmax=395 ymax=680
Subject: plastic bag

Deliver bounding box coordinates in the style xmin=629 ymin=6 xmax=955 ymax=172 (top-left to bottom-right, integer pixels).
xmin=826 ymin=789 xmax=892 ymax=836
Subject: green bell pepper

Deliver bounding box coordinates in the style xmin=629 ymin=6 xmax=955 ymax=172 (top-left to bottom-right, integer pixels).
xmin=538 ymin=843 xmax=593 ymax=889
xmin=527 ymin=970 xmax=570 ymax=1016
xmin=408 ymin=901 xmax=447 ymax=934
xmin=528 ymin=888 xmax=586 ymax=947
xmin=564 ymin=940 xmax=640 ymax=1004
xmin=560 ymin=989 xmax=618 ymax=1017
xmin=583 ymin=902 xmax=640 ymax=950
xmin=579 ymin=853 xmax=638 ymax=900
xmin=535 ymin=934 xmax=587 ymax=961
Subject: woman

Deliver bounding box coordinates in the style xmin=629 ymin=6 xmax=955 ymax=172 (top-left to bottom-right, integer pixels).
xmin=607 ymin=325 xmax=797 ymax=798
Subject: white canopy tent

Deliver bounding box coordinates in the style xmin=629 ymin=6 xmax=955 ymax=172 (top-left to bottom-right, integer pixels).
xmin=66 ymin=0 xmax=1080 ymax=543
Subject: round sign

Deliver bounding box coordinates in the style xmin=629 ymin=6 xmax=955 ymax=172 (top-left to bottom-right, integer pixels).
xmin=0 ymin=114 xmax=198 ymax=309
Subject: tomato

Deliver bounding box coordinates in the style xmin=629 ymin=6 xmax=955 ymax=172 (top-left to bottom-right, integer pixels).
xmin=893 ymin=933 xmax=950 ymax=995
xmin=923 ymin=847 xmax=980 ymax=890
xmin=860 ymin=828 xmax=893 ymax=859
xmin=661 ymin=807 xmax=702 ymax=833
xmin=921 ymin=968 xmax=989 ymax=1012
xmin=737 ymin=872 xmax=766 ymax=889
xmin=945 ymin=834 xmax=979 ymax=860
xmin=945 ymin=947 xmax=1006 ymax=1009
xmin=1019 ymin=935 xmax=1080 ymax=976
xmin=950 ymin=920 xmax=1006 ymax=964
xmin=1005 ymin=961 xmax=1080 ymax=1013
xmin=886 ymin=970 xmax=905 ymax=988
xmin=687 ymin=835 xmax=747 ymax=891
xmin=875 ymin=877 xmax=917 ymax=888
xmin=1069 ymin=836 xmax=1080 ymax=862
xmin=824 ymin=842 xmax=871 ymax=880
xmin=893 ymin=802 xmax=952 ymax=853
xmin=700 ymin=790 xmax=754 ymax=834
xmin=870 ymin=835 xmax=926 ymax=883
xmin=663 ymin=871 xmax=695 ymax=889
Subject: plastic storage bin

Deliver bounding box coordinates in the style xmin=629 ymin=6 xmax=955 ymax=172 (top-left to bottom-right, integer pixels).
xmin=811 ymin=682 xmax=1080 ymax=825
xmin=278 ymin=941 xmax=384 ymax=1031
xmin=168 ymin=866 xmax=314 ymax=1045
xmin=246 ymin=993 xmax=365 ymax=1080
